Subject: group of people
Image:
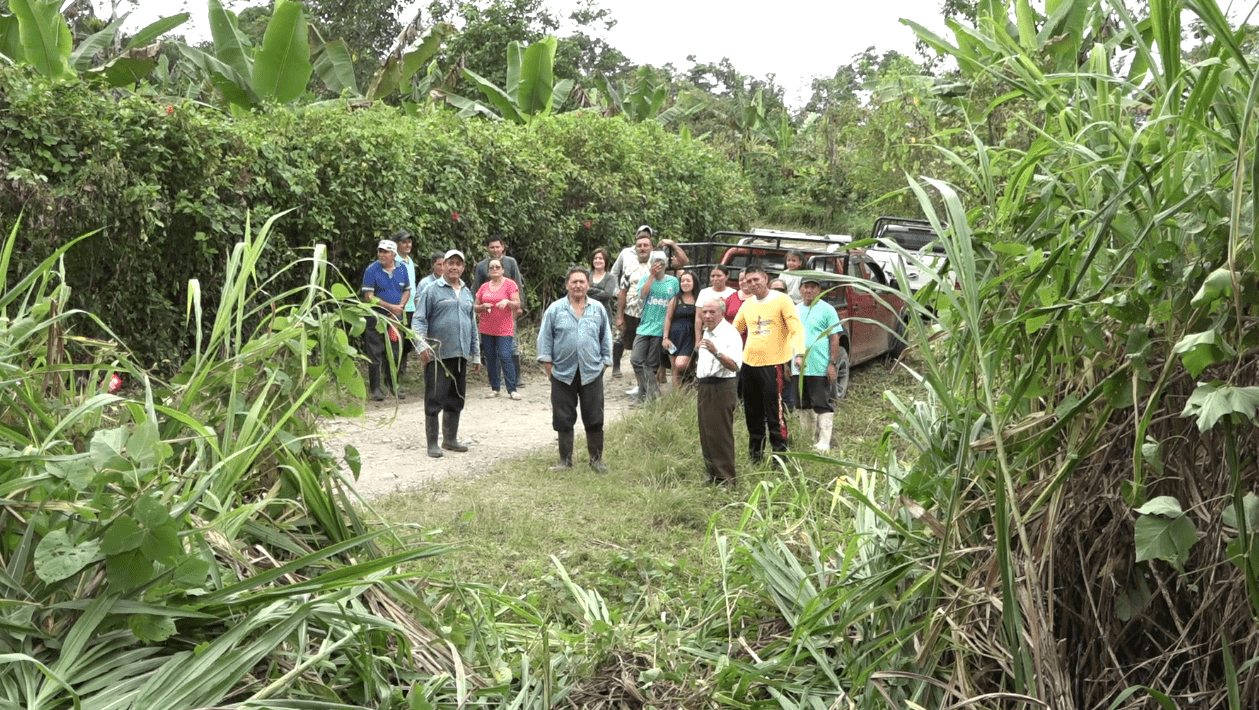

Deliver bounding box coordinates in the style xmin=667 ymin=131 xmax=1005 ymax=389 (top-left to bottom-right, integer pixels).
xmin=361 ymin=232 xmax=527 ymax=459
xmin=360 ymin=225 xmax=846 ymax=486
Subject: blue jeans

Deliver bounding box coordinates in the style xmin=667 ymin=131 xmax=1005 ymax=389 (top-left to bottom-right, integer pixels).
xmin=482 ymin=334 xmax=518 ymax=393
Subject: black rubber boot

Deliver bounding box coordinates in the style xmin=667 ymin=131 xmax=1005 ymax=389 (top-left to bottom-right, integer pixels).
xmin=550 ymin=430 xmax=574 ymax=470
xmin=426 ymin=416 xmax=443 ymax=458
xmin=441 ymin=411 xmax=469 ymax=452
xmin=369 ymin=364 xmax=385 ymax=401
xmin=587 ymin=431 xmax=607 ymax=473
xmin=612 ymin=341 xmax=624 ymax=377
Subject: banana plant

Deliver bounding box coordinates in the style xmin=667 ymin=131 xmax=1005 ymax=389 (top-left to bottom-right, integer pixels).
xmin=178 ymin=0 xmax=312 ymax=113
xmin=365 ymin=20 xmax=455 ymax=100
xmin=588 ymin=66 xmax=707 ymax=125
xmin=0 ymin=0 xmax=186 ymax=86
xmin=441 ymin=35 xmax=573 ymax=124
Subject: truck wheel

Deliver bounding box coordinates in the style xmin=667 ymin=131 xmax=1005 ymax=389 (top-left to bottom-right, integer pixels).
xmin=829 ymin=346 xmax=850 ymax=402
xmin=888 ymin=314 xmax=909 ymax=359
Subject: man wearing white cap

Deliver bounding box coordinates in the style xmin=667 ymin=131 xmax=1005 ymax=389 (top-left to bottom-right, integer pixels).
xmin=362 ymin=239 xmax=412 ymax=401
xmin=412 ymin=249 xmax=480 ymax=458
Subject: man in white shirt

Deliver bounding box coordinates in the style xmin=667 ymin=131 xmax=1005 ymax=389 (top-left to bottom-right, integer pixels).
xmin=695 ymin=297 xmax=743 ymax=485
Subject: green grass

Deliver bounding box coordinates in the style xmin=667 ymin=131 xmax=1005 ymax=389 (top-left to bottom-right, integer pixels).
xmin=370 ymin=358 xmax=918 ymax=593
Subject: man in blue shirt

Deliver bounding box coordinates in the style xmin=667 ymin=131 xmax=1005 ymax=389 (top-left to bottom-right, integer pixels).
xmin=536 ymin=266 xmax=613 ymax=472
xmin=362 ymin=239 xmax=411 ymax=402
xmin=413 ymin=249 xmax=480 ymax=458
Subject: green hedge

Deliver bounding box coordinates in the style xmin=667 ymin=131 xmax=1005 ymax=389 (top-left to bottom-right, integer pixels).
xmin=0 ymin=66 xmax=755 ymax=368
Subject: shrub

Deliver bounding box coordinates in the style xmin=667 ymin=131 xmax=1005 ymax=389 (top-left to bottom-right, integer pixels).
xmin=0 ymin=65 xmax=754 ymax=368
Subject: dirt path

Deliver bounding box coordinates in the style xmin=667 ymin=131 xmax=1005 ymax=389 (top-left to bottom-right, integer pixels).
xmin=321 ymin=365 xmax=640 ymax=498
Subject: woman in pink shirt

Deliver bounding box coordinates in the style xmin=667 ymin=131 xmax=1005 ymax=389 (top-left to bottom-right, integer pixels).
xmin=475 ymin=259 xmax=522 ymax=399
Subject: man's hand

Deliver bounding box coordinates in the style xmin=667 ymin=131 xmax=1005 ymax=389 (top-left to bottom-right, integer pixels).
xmin=649 ymin=261 xmax=665 ymax=279
xmin=827 ymin=362 xmax=837 ymax=383
xmin=472 ymin=362 xmax=481 ymax=374
xmin=617 ymin=316 xmax=625 ymax=330
xmin=419 ymin=349 xmax=432 ymax=365
xmin=544 ymin=363 xmax=552 ymax=378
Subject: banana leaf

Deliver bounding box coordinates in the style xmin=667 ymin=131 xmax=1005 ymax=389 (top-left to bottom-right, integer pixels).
xmin=311 ymin=38 xmax=358 ymax=96
xmin=252 ymin=0 xmax=310 ymax=104
xmin=178 ymin=43 xmax=256 ymax=110
xmin=0 ymin=14 xmax=22 ymax=63
xmin=122 ymin=13 xmax=189 ymax=52
xmin=368 ymin=22 xmax=453 ymax=100
xmin=516 ymin=35 xmax=557 ymax=120
xmin=463 ymin=67 xmax=523 ymax=123
xmin=207 ymin=0 xmax=253 ymax=83
xmin=8 ymin=0 xmax=72 ymax=79
xmin=70 ymin=12 xmax=127 ymax=72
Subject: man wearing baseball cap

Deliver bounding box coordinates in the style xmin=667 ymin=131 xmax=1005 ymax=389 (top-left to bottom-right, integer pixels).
xmin=412 ymin=248 xmax=480 ymax=457
xmin=361 ymin=238 xmax=412 ymax=401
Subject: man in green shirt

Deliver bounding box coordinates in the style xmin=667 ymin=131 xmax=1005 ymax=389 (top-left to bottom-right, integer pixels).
xmin=629 ymin=254 xmax=679 ymax=404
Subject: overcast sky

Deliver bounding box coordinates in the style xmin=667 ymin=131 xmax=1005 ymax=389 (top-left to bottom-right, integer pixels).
xmin=116 ymin=0 xmax=948 ymax=106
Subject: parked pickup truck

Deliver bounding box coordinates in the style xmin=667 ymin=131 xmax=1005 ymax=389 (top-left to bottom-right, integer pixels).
xmin=829 ymin=216 xmax=948 ymax=293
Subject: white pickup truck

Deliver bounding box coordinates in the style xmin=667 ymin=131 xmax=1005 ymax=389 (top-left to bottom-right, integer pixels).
xmin=822 ymin=217 xmax=948 ymax=293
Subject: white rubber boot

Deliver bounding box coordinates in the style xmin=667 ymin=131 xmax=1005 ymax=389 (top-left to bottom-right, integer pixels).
xmin=799 ymin=410 xmax=817 ymax=446
xmin=815 ymin=412 xmax=834 ymax=451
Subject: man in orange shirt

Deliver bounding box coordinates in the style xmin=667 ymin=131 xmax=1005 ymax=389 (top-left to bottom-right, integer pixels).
xmin=733 ymin=264 xmax=804 ymax=462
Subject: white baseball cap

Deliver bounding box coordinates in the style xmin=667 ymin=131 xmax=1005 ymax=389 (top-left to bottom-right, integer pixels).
xmin=377 ymin=240 xmax=397 ymax=254
xmin=443 ymin=249 xmax=466 ymax=262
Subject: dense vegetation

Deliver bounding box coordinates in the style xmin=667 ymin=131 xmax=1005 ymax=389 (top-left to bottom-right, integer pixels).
xmin=0 ymin=65 xmax=754 ymax=368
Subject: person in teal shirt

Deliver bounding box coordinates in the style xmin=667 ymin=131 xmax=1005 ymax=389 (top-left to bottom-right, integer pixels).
xmin=793 ymin=274 xmax=842 ymax=450
xmin=629 ymin=254 xmax=679 ymax=403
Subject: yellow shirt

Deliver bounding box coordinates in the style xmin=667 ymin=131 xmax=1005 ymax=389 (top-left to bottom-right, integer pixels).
xmin=733 ymin=291 xmax=804 ymax=367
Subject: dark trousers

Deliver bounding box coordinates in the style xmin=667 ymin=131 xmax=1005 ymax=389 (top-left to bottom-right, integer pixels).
xmin=799 ymin=374 xmax=834 ymax=413
xmin=630 ymin=334 xmax=663 ymax=401
xmin=698 ymin=378 xmax=738 ymax=482
xmin=365 ymin=316 xmax=402 ymax=389
xmin=424 ymin=357 xmax=467 ymax=416
xmin=743 ymin=363 xmax=789 ymax=459
xmin=550 ymin=372 xmax=605 ymax=433
xmin=620 ymin=315 xmax=640 ymax=353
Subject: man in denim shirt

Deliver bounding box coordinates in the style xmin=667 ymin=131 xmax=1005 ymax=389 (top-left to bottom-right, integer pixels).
xmin=536 ymin=266 xmax=613 ymax=472
xmin=413 ymin=249 xmax=480 ymax=458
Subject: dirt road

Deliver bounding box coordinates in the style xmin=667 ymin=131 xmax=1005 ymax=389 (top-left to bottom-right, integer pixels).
xmin=322 ymin=367 xmax=640 ymax=498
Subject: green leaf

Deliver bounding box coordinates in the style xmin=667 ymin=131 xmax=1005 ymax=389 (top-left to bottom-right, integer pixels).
xmin=0 ymin=14 xmax=22 ymax=62
xmin=34 ymin=530 xmax=101 ymax=583
xmin=9 ymin=0 xmax=73 ymax=79
xmin=101 ymin=516 xmax=144 ymax=555
xmin=462 ymin=67 xmax=522 ymax=123
xmin=368 ymin=22 xmax=454 ymax=100
xmin=106 ymin=549 xmax=153 ymax=591
xmin=344 ymin=444 xmax=361 ymax=480
xmin=135 ymin=496 xmax=171 ymax=528
xmin=122 ymin=12 xmax=189 ymax=51
xmin=178 ymin=43 xmax=255 ymax=109
xmin=1222 ymin=493 xmax=1259 ymax=529
xmin=1172 ymin=329 xmax=1235 ymax=377
xmin=1191 ymin=266 xmax=1234 ymax=308
xmin=140 ymin=524 xmax=182 ymax=566
xmin=330 ymin=282 xmax=354 ymax=300
xmin=252 ymin=0 xmax=311 ymax=104
xmin=207 ymin=0 xmax=253 ymax=82
xmin=311 ymin=38 xmax=358 ymax=96
xmin=130 ymin=614 xmax=177 ymax=643
xmin=95 ymin=46 xmax=163 ymax=87
xmin=70 ymin=12 xmax=127 ymax=72
xmin=1135 ymin=511 xmax=1198 ymax=567
xmin=517 ymin=35 xmax=558 ymax=120
xmin=1136 ymin=495 xmax=1184 ymax=517
xmin=1182 ymin=382 xmax=1259 ymax=432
